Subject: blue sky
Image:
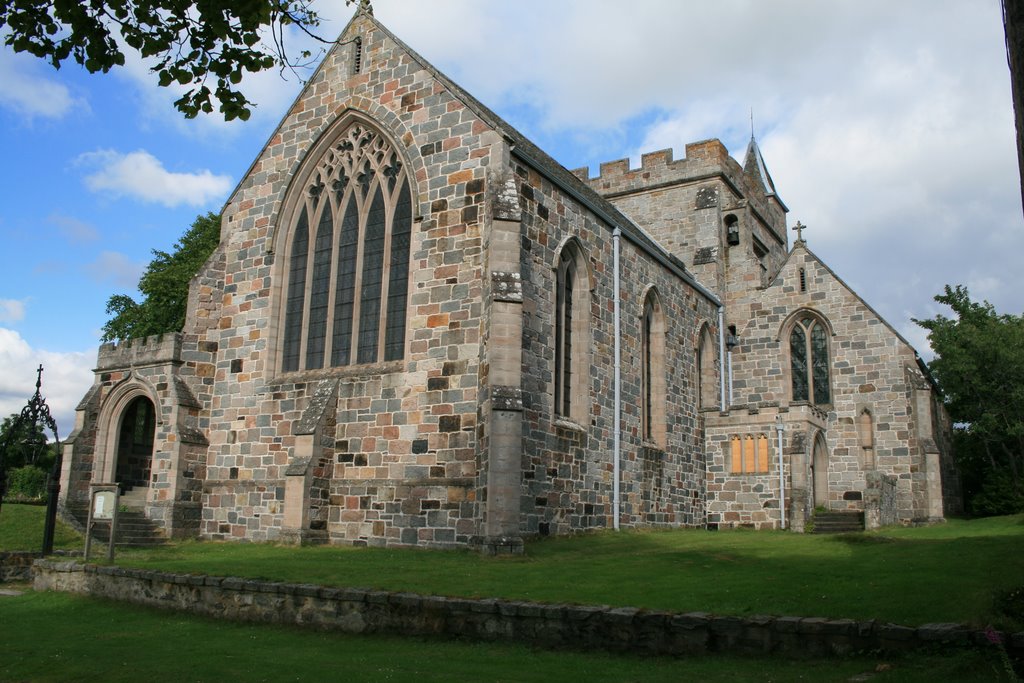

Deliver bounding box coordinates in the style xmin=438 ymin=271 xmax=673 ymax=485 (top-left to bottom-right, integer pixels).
xmin=1 ymin=0 xmax=1022 ymax=437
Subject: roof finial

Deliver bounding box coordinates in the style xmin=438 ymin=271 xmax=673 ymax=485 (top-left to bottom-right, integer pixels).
xmin=359 ymin=0 xmax=374 ymax=15
xmin=750 ymin=107 xmax=755 ymax=140
xmin=792 ymin=220 xmax=807 ymax=243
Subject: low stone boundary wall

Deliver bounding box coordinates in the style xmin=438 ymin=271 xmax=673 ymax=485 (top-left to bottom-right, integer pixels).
xmin=0 ymin=552 xmax=41 ymax=581
xmin=34 ymin=560 xmax=1023 ymax=659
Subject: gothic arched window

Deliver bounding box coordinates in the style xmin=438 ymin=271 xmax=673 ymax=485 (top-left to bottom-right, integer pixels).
xmin=790 ymin=315 xmax=831 ymax=405
xmin=641 ymin=289 xmax=666 ymax=447
xmin=281 ymin=122 xmax=412 ymax=372
xmin=554 ymin=240 xmax=589 ymax=423
xmin=696 ymin=324 xmax=717 ymax=410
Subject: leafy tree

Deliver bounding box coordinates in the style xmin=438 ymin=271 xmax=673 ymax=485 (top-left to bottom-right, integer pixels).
xmin=0 ymin=413 xmax=55 ymax=503
xmin=0 ymin=413 xmax=51 ymax=472
xmin=0 ymin=0 xmax=335 ymax=120
xmin=914 ymin=285 xmax=1024 ymax=515
xmin=102 ymin=211 xmax=221 ymax=341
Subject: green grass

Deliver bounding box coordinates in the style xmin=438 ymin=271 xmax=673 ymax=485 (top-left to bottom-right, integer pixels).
xmin=0 ymin=590 xmax=1009 ymax=682
xmin=5 ymin=503 xmax=1023 ymax=628
xmin=103 ymin=514 xmax=1024 ymax=630
xmin=0 ymin=502 xmax=81 ymax=551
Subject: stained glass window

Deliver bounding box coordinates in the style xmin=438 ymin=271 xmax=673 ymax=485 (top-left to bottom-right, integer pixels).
xmin=281 ymin=122 xmax=412 ymax=372
xmin=790 ymin=315 xmax=831 ymax=406
xmin=790 ymin=325 xmax=808 ymax=402
xmin=282 ymin=208 xmax=309 ymax=373
xmin=306 ymin=201 xmax=334 ymax=370
xmin=643 ymin=297 xmax=654 ymax=441
xmin=555 ymin=246 xmax=585 ymax=419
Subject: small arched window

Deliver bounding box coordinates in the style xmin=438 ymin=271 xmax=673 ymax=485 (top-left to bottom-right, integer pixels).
xmin=790 ymin=315 xmax=831 ymax=405
xmin=725 ymin=214 xmax=740 ymax=245
xmin=281 ymin=122 xmax=412 ymax=373
xmin=697 ymin=324 xmax=717 ymax=409
xmin=641 ymin=289 xmax=666 ymax=447
xmin=554 ymin=240 xmax=589 ymax=423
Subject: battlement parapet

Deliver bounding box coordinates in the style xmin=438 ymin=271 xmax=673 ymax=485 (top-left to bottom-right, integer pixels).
xmin=97 ymin=332 xmax=183 ymax=370
xmin=579 ymin=140 xmax=739 ymax=195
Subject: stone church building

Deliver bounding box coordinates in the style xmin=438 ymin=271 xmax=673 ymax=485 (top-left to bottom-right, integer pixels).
xmin=59 ymin=5 xmax=959 ymax=550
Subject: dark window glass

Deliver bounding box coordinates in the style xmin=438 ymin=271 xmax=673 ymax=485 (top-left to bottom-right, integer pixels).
xmin=384 ymin=180 xmax=411 ymax=361
xmin=282 ymin=124 xmax=413 ymax=373
xmin=643 ymin=298 xmax=654 ymax=440
xmin=790 ymin=325 xmax=808 ymax=402
xmin=282 ymin=208 xmax=309 ymax=372
xmin=306 ymin=201 xmax=334 ymax=370
xmin=561 ymin=259 xmax=575 ymax=417
xmin=811 ymin=323 xmax=831 ymax=404
xmin=331 ymin=196 xmax=360 ymax=366
xmin=357 ymin=186 xmax=386 ymax=363
xmin=554 ymin=256 xmax=565 ymax=415
xmin=790 ymin=316 xmax=831 ymax=405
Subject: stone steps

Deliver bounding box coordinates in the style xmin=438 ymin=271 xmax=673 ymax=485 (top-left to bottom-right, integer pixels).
xmin=65 ymin=501 xmax=166 ymax=548
xmin=811 ymin=511 xmax=864 ymax=534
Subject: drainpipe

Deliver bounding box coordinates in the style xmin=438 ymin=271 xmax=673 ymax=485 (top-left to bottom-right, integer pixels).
xmin=775 ymin=414 xmax=786 ymax=529
xmin=717 ymin=307 xmax=727 ymax=411
xmin=727 ymin=349 xmax=734 ymax=407
xmin=612 ymin=228 xmax=622 ymax=531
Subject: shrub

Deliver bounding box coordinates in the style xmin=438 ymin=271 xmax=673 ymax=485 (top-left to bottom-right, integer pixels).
xmin=5 ymin=465 xmax=48 ymax=500
xmin=993 ymin=585 xmax=1024 ymax=628
xmin=970 ymin=471 xmax=1024 ymax=517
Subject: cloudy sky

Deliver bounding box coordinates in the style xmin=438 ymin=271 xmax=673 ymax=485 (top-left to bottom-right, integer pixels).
xmin=1 ymin=0 xmax=1021 ymax=437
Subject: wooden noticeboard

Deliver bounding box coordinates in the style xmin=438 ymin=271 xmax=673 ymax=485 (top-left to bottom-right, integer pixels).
xmin=85 ymin=484 xmax=120 ymax=562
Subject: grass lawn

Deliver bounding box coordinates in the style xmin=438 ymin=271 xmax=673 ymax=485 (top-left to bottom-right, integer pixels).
xmin=100 ymin=514 xmax=1024 ymax=630
xmin=0 ymin=502 xmax=81 ymax=551
xmin=0 ymin=590 xmax=1010 ymax=682
xmin=4 ymin=502 xmax=1024 ymax=629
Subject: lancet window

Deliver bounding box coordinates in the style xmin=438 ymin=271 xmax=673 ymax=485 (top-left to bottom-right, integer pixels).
xmin=790 ymin=315 xmax=831 ymax=405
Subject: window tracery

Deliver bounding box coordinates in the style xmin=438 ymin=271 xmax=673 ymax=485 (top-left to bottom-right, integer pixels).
xmin=281 ymin=123 xmax=411 ymax=373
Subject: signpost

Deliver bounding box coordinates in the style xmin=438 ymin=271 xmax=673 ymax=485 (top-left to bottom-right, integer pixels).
xmin=85 ymin=484 xmax=119 ymax=562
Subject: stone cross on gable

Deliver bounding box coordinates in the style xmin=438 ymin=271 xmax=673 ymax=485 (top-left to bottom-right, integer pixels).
xmin=359 ymin=0 xmax=374 ymax=15
xmin=792 ymin=221 xmax=807 ymax=242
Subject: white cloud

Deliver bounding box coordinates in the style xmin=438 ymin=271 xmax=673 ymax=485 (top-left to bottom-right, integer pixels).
xmin=83 ymin=251 xmax=145 ymax=289
xmin=0 ymin=299 xmax=27 ymax=324
xmin=374 ymin=0 xmax=1022 ymax=323
xmin=0 ymin=328 xmax=95 ymax=439
xmin=77 ymin=149 xmax=232 ymax=207
xmin=0 ymin=50 xmax=84 ymax=120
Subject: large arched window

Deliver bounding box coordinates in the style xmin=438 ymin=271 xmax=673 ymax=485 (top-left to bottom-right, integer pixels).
xmin=641 ymin=289 xmax=666 ymax=447
xmin=553 ymin=239 xmax=590 ymax=424
xmin=281 ymin=122 xmax=412 ymax=372
xmin=790 ymin=315 xmax=831 ymax=405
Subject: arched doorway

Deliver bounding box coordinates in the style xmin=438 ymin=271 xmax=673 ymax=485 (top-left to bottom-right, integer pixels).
xmin=114 ymin=396 xmax=156 ymax=499
xmin=810 ymin=432 xmax=829 ymax=508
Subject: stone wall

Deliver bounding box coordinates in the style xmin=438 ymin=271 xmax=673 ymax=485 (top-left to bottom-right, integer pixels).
xmin=59 ymin=333 xmax=206 ymax=538
xmin=0 ymin=551 xmax=40 ymax=582
xmin=515 ymin=155 xmax=719 ymax=535
xmin=33 ymin=560 xmax=1024 ymax=660
xmin=720 ymin=245 xmax=932 ymax=521
xmin=189 ymin=13 xmax=505 ymax=547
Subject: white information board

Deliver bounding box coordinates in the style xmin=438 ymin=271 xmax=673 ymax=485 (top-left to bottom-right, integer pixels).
xmin=93 ymin=490 xmax=116 ymax=520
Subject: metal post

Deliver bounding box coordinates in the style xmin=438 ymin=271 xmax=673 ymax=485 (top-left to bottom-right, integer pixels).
xmin=0 ymin=366 xmax=61 ymax=552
